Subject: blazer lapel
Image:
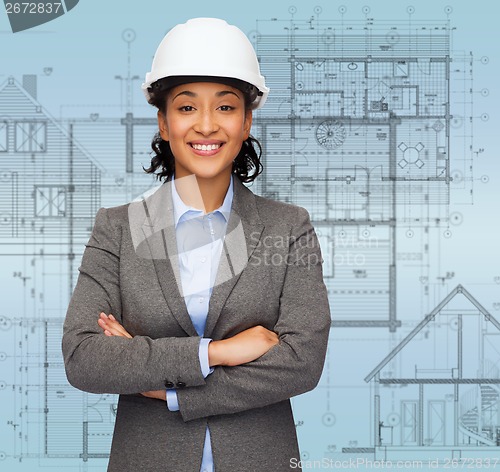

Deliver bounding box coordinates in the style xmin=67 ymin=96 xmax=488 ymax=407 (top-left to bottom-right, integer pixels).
xmin=132 ymin=175 xmax=264 ymax=338
xmin=204 ymin=178 xmax=264 ymax=338
xmin=131 ymin=176 xmax=198 ymax=337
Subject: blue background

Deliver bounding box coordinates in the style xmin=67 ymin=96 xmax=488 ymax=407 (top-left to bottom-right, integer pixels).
xmin=1 ymin=0 xmax=499 ymax=470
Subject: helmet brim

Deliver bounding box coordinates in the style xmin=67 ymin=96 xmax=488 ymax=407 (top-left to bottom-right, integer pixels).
xmin=148 ymin=75 xmax=262 ymax=107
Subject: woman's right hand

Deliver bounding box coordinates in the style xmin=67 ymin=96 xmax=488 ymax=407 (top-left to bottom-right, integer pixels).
xmin=208 ymin=325 xmax=279 ymax=367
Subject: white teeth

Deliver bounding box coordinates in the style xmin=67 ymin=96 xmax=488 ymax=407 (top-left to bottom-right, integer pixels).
xmin=192 ymin=143 xmax=220 ymax=151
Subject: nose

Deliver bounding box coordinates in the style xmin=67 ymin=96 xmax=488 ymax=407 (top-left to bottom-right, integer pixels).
xmin=193 ymin=109 xmax=219 ymax=135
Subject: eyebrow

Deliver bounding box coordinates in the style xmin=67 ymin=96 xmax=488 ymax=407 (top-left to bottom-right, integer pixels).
xmin=172 ymin=90 xmax=241 ymax=101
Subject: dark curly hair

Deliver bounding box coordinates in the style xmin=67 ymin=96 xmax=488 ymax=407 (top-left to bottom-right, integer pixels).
xmin=143 ymin=76 xmax=263 ymax=183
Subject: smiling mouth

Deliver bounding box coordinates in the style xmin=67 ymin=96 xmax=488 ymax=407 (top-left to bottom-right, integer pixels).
xmin=190 ymin=143 xmax=223 ymax=151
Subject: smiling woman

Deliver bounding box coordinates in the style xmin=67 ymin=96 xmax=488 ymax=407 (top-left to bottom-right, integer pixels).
xmin=153 ymin=81 xmax=253 ymax=211
xmin=144 ymin=77 xmax=264 ymax=212
xmin=62 ymin=17 xmax=331 ymax=472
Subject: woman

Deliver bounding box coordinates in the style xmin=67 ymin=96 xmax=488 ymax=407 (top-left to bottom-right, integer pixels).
xmin=62 ymin=17 xmax=331 ymax=472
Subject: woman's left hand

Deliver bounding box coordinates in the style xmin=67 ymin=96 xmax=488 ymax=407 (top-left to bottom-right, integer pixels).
xmin=97 ymin=313 xmax=167 ymax=402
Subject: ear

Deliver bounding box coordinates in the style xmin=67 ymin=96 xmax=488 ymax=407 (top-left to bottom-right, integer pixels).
xmin=243 ymin=109 xmax=253 ymax=140
xmin=157 ymin=110 xmax=169 ymax=141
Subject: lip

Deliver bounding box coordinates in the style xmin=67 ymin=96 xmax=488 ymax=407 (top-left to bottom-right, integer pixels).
xmin=188 ymin=141 xmax=224 ymax=157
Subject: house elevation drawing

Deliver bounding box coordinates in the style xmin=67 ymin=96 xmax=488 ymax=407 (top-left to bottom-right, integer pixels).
xmin=363 ymin=285 xmax=500 ymax=459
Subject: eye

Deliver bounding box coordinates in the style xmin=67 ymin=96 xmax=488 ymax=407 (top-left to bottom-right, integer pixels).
xmin=179 ymin=105 xmax=195 ymax=112
xmin=218 ymin=105 xmax=234 ymax=112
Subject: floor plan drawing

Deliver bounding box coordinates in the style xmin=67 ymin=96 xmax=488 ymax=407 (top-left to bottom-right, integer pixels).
xmin=252 ymin=15 xmax=467 ymax=331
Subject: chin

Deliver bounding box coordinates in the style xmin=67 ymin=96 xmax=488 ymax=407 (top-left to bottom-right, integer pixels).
xmin=188 ymin=165 xmax=232 ymax=180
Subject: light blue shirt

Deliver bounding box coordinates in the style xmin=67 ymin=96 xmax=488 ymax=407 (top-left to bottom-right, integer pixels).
xmin=165 ymin=173 xmax=234 ymax=472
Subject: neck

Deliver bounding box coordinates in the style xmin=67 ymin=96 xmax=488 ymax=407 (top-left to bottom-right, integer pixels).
xmin=174 ymin=171 xmax=231 ymax=214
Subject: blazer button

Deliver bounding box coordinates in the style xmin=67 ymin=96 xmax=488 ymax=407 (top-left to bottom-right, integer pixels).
xmin=176 ymin=381 xmax=186 ymax=388
xmin=164 ymin=380 xmax=175 ymax=389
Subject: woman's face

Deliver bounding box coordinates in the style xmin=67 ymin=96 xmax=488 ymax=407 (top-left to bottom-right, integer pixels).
xmin=157 ymin=81 xmax=252 ymax=182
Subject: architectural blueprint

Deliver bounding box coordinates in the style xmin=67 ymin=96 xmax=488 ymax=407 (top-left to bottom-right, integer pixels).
xmin=0 ymin=2 xmax=498 ymax=470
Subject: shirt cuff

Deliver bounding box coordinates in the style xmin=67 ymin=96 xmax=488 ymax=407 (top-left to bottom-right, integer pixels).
xmin=166 ymin=389 xmax=179 ymax=411
xmin=199 ymin=338 xmax=215 ymax=377
xmin=166 ymin=338 xmax=213 ymax=412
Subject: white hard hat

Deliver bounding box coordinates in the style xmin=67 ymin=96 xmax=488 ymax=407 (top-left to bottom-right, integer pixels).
xmin=142 ymin=17 xmax=269 ymax=109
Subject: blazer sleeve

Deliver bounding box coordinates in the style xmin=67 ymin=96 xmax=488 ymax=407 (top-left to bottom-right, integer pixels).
xmin=61 ymin=207 xmax=207 ymax=394
xmin=175 ymin=206 xmax=331 ymax=422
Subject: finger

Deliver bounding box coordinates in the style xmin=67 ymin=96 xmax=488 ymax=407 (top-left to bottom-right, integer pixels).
xmin=109 ymin=326 xmax=131 ymax=338
xmin=100 ymin=315 xmax=133 ymax=339
xmin=97 ymin=318 xmax=110 ymax=332
xmin=99 ymin=319 xmax=128 ymax=338
xmin=108 ymin=321 xmax=133 ymax=339
xmin=141 ymin=390 xmax=166 ymax=401
xmin=98 ymin=318 xmax=118 ymax=332
xmin=99 ymin=320 xmax=118 ymax=336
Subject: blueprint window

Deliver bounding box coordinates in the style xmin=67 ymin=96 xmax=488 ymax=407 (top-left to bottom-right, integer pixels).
xmin=15 ymin=121 xmax=47 ymax=152
xmin=0 ymin=121 xmax=7 ymax=152
xmin=34 ymin=186 xmax=66 ymax=218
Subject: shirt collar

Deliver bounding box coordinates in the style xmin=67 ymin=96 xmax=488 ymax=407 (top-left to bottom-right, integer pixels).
xmin=171 ymin=173 xmax=234 ymax=228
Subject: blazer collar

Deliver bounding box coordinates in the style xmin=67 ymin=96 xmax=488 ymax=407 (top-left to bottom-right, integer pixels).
xmin=129 ymin=174 xmax=264 ymax=337
xmin=171 ymin=173 xmax=234 ymax=228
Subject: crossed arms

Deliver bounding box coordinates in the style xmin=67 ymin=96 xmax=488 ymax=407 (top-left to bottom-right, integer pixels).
xmin=62 ymin=205 xmax=331 ymax=422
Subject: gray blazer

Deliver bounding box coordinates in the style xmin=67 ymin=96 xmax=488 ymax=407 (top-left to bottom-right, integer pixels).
xmin=62 ymin=175 xmax=331 ymax=472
